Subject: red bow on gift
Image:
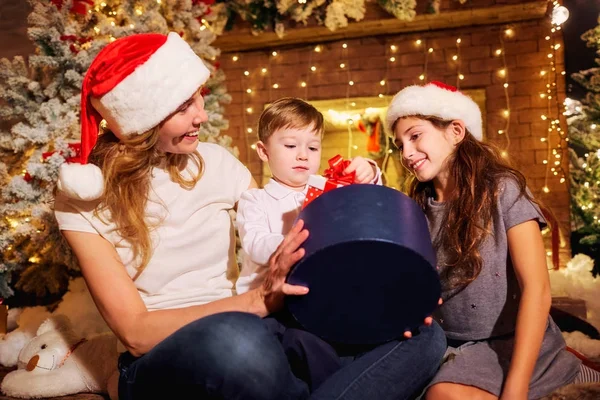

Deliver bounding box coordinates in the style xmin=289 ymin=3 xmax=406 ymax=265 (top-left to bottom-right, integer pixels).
xmin=323 ymin=155 xmax=355 ymax=185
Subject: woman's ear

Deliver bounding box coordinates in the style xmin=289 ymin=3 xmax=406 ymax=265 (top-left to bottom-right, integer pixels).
xmin=449 ymin=120 xmax=466 ymax=145
xmin=255 ymin=141 xmax=269 ymax=163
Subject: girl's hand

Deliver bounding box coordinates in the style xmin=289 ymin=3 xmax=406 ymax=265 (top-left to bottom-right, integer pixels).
xmin=258 ymin=220 xmax=310 ymax=315
xmin=403 ymin=297 xmax=443 ymax=338
xmin=344 ymin=156 xmax=376 ymax=183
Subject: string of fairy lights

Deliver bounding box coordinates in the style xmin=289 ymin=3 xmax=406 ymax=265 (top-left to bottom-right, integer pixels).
xmin=498 ymin=29 xmax=512 ymax=155
xmin=232 ymin=1 xmax=569 ymax=196
xmin=539 ymin=0 xmax=570 ymax=193
xmin=5 ymin=0 xmax=568 ymax=197
xmin=235 ymin=35 xmax=514 ymax=171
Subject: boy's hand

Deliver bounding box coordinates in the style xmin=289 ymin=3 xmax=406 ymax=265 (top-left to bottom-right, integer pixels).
xmin=344 ymin=156 xmax=377 ymax=183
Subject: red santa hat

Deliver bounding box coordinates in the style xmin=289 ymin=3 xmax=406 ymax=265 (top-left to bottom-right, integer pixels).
xmin=385 ymin=81 xmax=483 ymax=141
xmin=57 ymin=32 xmax=210 ymax=201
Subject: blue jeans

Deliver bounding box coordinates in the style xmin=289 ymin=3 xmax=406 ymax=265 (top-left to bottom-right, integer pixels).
xmin=118 ymin=312 xmax=446 ymax=400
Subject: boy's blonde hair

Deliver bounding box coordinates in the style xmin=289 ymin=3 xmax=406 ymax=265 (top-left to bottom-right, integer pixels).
xmin=258 ymin=97 xmax=324 ymax=142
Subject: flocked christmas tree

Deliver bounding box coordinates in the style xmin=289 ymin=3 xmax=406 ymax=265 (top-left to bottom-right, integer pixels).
xmin=567 ymin=15 xmax=600 ymax=276
xmin=0 ymin=0 xmax=234 ymax=300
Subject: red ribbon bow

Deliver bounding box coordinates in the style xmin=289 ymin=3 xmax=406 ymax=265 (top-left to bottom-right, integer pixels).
xmin=323 ymin=155 xmax=355 ymax=185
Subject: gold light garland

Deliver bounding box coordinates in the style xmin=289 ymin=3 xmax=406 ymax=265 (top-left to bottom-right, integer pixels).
xmin=541 ymin=0 xmax=569 ymax=193
xmin=231 ymin=2 xmax=568 ymax=194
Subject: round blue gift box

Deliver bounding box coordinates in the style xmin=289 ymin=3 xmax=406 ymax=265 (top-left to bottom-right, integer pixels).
xmin=285 ymin=184 xmax=441 ymax=345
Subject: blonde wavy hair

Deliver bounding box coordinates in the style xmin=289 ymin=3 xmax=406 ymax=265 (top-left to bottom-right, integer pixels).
xmin=88 ymin=127 xmax=204 ymax=272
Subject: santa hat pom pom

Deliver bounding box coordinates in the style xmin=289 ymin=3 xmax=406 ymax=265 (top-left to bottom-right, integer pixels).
xmin=57 ymin=163 xmax=104 ymax=201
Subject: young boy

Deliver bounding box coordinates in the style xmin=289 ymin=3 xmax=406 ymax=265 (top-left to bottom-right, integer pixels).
xmin=236 ymin=97 xmax=381 ymax=294
xmin=235 ymin=97 xmax=382 ymax=393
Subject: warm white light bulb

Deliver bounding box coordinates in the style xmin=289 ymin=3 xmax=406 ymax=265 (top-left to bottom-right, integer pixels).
xmin=551 ymin=5 xmax=569 ymax=25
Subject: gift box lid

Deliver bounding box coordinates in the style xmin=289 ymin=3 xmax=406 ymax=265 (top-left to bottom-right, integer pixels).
xmin=285 ymin=184 xmax=441 ymax=345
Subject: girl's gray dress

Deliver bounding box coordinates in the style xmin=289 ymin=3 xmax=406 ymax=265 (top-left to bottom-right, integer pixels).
xmin=424 ymin=178 xmax=581 ymax=399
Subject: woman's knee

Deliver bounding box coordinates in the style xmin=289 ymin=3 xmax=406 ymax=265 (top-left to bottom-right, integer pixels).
xmin=185 ymin=312 xmax=293 ymax=398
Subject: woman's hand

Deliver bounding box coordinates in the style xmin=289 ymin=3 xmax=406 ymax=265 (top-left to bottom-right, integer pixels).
xmin=403 ymin=297 xmax=443 ymax=338
xmin=258 ymin=219 xmax=310 ymax=315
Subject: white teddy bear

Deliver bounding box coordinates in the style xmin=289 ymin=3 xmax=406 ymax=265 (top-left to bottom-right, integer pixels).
xmin=0 ymin=277 xmax=110 ymax=367
xmin=0 ymin=314 xmax=119 ymax=399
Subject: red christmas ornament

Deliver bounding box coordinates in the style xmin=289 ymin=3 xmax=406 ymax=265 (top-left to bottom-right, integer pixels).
xmin=60 ymin=34 xmax=91 ymax=54
xmin=24 ymin=173 xmax=33 ymax=183
xmin=60 ymin=35 xmax=78 ymax=41
xmin=200 ymin=86 xmax=211 ymax=97
xmin=70 ymin=0 xmax=93 ymax=15
xmin=42 ymin=143 xmax=82 ymax=163
xmin=193 ymin=0 xmax=215 ymax=5
xmin=51 ymin=0 xmax=93 ymax=15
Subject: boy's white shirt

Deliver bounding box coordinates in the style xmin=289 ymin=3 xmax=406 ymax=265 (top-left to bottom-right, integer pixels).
xmin=235 ymin=162 xmax=382 ymax=294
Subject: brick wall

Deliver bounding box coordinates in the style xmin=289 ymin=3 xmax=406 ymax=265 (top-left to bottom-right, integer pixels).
xmin=218 ymin=1 xmax=571 ymax=263
xmin=0 ymin=0 xmax=571 ymax=262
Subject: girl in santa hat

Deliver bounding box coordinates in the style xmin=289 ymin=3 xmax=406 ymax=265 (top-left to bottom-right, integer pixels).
xmin=387 ymin=81 xmax=599 ymax=400
xmin=54 ymin=32 xmax=446 ymax=400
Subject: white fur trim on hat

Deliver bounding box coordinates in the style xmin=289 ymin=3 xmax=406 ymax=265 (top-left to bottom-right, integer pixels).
xmin=57 ymin=163 xmax=104 ymax=201
xmin=92 ymin=32 xmax=210 ymax=138
xmin=385 ymin=83 xmax=483 ymax=140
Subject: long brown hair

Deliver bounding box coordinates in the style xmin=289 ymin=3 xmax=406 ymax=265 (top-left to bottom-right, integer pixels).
xmin=88 ymin=128 xmax=204 ymax=272
xmin=405 ymin=116 xmax=556 ymax=291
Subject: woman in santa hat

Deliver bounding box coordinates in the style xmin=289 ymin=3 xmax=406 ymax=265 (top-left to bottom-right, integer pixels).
xmin=54 ymin=32 xmax=446 ymax=400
